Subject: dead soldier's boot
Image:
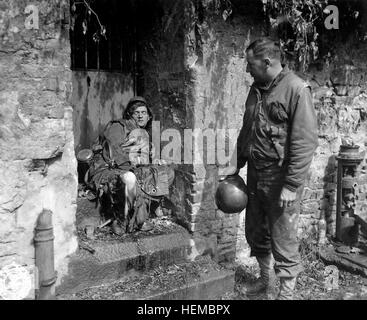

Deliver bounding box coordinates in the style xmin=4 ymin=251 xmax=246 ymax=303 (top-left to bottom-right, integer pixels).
xmin=242 ymin=254 xmax=276 ymax=296
xmin=276 ymin=277 xmax=297 ymax=300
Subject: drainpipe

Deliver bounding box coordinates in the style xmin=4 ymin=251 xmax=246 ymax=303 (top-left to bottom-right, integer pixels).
xmin=34 ymin=209 xmax=58 ymax=300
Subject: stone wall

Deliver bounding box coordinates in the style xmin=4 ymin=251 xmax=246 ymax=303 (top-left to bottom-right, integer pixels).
xmin=182 ymin=0 xmax=265 ymax=262
xmin=137 ymin=0 xmax=186 ymax=130
xmin=301 ymin=39 xmax=367 ymax=240
xmin=0 ymin=0 xmax=78 ymax=289
xmin=181 ymin=0 xmax=367 ymax=263
xmin=72 ymin=71 xmax=134 ymax=152
xmin=1 ymin=1 xmax=366 ymax=297
xmin=136 ymin=0 xmax=189 ymax=228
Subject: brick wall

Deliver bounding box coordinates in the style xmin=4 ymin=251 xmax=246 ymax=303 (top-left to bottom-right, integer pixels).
xmin=301 ymin=39 xmax=367 ymax=239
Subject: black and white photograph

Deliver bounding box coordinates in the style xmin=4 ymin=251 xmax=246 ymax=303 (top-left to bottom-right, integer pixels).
xmin=0 ymin=0 xmax=367 ymax=305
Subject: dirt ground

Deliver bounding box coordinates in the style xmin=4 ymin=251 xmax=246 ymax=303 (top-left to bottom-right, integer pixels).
xmin=225 ymin=239 xmax=367 ymax=301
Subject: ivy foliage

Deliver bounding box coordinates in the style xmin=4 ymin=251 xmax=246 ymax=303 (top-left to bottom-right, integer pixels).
xmin=70 ymin=0 xmax=106 ymax=43
xmin=264 ymin=0 xmax=329 ymax=71
xmin=263 ymin=0 xmax=365 ymax=71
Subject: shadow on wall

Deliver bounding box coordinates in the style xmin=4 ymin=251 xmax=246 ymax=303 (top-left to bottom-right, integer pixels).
xmin=190 ymin=3 xmax=265 ymax=263
xmin=72 ymin=70 xmax=134 ymax=153
xmin=196 ymin=0 xmax=266 ymax=130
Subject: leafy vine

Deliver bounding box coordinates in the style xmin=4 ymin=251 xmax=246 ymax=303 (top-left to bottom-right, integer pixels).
xmin=70 ymin=0 xmax=106 ymax=42
xmin=264 ymin=0 xmax=329 ymax=71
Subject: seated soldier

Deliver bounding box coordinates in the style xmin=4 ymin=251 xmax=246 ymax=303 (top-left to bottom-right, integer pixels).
xmin=84 ymin=96 xmax=175 ymax=235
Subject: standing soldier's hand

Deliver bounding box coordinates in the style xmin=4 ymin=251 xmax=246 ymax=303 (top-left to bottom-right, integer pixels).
xmin=279 ymin=187 xmax=297 ymax=208
xmin=219 ymin=166 xmax=240 ymax=181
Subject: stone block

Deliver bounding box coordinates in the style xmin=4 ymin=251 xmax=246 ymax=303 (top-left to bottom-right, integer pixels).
xmin=312 ymin=86 xmax=334 ymax=100
xmin=301 ymin=200 xmax=320 ymax=212
xmin=221 ymin=226 xmax=238 ymax=237
xmin=357 ymin=174 xmax=367 ymax=185
xmin=187 ymin=186 xmax=216 ymax=203
xmin=185 ymin=198 xmax=217 ymax=215
xmin=216 ymin=210 xmax=242 ymax=220
xmin=188 ymin=174 xmax=218 ymax=192
xmin=218 ymin=232 xmax=237 ymax=244
xmin=319 ymin=198 xmax=330 ymax=210
xmin=0 ymin=213 xmax=16 ymax=242
xmin=0 ymin=241 xmax=16 ymax=257
xmin=190 ymin=210 xmax=217 ymax=223
xmin=218 ymin=248 xmax=236 ymax=263
xmin=348 ymin=86 xmax=361 ymax=97
xmin=209 ymin=220 xmax=223 ymax=234
xmin=222 ymin=217 xmax=240 ymax=229
xmin=217 ymin=240 xmax=237 ymax=250
xmin=187 ymin=222 xmax=209 ymax=234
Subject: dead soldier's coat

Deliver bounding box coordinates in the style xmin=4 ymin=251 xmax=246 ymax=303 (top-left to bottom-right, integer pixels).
xmin=86 ymin=116 xmax=172 ymax=230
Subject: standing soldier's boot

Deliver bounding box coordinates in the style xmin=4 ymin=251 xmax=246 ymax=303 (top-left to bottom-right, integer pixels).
xmin=276 ymin=277 xmax=297 ymax=300
xmin=242 ymin=254 xmax=276 ymax=296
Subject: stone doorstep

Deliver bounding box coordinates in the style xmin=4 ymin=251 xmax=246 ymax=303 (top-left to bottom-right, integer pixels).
xmin=56 ymin=232 xmax=192 ymax=296
xmin=143 ymin=269 xmax=235 ymax=300
xmin=57 ymin=258 xmax=235 ymax=300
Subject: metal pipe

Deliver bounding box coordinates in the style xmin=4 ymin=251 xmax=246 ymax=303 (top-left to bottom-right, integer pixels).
xmin=34 ymin=209 xmax=58 ymax=300
xmin=335 ymin=144 xmax=364 ymax=245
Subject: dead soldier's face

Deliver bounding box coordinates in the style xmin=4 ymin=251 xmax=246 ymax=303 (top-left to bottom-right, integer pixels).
xmin=132 ymin=106 xmax=150 ymax=128
xmin=246 ymin=49 xmax=266 ymax=83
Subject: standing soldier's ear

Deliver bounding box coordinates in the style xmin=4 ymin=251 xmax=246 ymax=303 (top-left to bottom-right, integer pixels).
xmin=264 ymin=58 xmax=271 ymax=67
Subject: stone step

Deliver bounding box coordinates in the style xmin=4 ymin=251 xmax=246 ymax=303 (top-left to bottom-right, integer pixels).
xmin=57 ymin=257 xmax=235 ymax=300
xmin=56 ymin=230 xmax=192 ymax=296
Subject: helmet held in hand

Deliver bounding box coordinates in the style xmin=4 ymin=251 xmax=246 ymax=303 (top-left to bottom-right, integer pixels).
xmin=215 ymin=174 xmax=248 ymax=213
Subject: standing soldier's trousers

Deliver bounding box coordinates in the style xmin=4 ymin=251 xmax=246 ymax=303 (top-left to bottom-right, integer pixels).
xmin=245 ymin=160 xmax=304 ymax=278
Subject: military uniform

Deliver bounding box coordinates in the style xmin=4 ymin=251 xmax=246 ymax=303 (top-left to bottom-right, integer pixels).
xmin=86 ymin=108 xmax=174 ymax=232
xmin=237 ymin=66 xmax=318 ymax=279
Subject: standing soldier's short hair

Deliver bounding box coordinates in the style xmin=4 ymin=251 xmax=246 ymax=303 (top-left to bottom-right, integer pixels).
xmin=246 ymin=38 xmax=281 ymax=60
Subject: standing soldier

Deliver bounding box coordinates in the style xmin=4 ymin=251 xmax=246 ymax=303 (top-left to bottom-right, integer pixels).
xmin=236 ymin=38 xmax=318 ymax=300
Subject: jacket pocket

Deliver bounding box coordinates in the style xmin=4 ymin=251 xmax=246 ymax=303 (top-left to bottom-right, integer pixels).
xmin=268 ymin=125 xmax=287 ymax=165
xmin=268 ymin=101 xmax=288 ymax=124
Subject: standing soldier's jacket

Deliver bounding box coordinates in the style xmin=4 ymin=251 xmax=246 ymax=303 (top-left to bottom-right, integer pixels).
xmin=237 ymin=66 xmax=318 ymax=191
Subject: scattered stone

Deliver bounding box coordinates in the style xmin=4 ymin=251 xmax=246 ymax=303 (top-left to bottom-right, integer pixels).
xmin=84 ymin=225 xmax=95 ymax=240
xmin=336 ymin=245 xmax=351 ymax=254
xmin=324 ymin=265 xmax=339 ymax=291
xmin=78 ymin=242 xmax=96 ymax=254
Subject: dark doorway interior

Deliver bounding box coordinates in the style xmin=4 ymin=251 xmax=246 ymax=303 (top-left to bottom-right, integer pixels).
xmin=70 ymin=0 xmax=137 ymax=91
xmin=70 ymin=0 xmax=184 ymax=241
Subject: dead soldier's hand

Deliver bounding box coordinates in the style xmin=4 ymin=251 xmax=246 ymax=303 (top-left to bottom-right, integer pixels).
xmin=279 ymin=187 xmax=297 ymax=208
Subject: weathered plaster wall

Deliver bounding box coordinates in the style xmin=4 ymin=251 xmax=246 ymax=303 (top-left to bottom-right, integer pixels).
xmin=182 ymin=0 xmax=265 ymax=263
xmin=72 ymin=71 xmax=134 ymax=152
xmin=0 ymin=0 xmax=78 ymax=290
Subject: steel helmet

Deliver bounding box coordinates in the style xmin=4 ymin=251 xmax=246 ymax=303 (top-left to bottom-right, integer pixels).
xmin=215 ymin=175 xmax=248 ymax=213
